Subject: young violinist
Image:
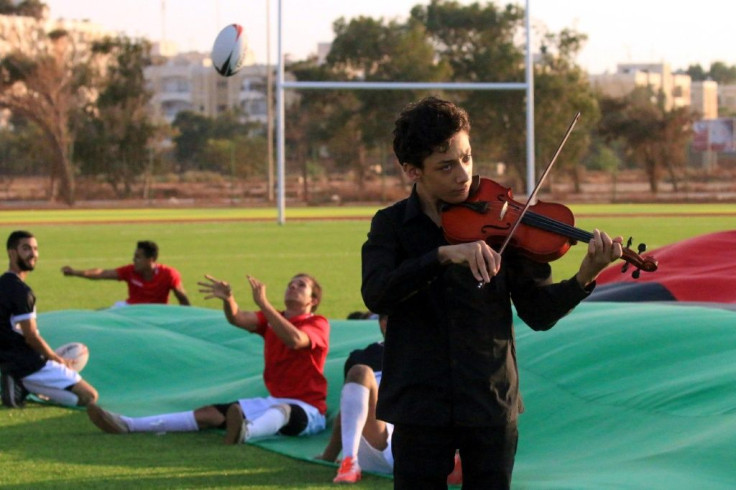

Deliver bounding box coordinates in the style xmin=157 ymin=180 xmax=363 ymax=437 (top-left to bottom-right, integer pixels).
xmin=361 ymin=96 xmax=623 ymax=489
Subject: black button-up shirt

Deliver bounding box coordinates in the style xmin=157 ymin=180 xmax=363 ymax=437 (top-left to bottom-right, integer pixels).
xmin=361 ymin=187 xmax=593 ymax=427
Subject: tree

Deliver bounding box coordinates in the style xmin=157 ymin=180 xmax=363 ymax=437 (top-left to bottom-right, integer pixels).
xmin=686 ymin=61 xmax=736 ymax=84
xmin=0 ymin=0 xmax=45 ymax=18
xmin=533 ymin=28 xmax=599 ymax=192
xmin=686 ymin=64 xmax=707 ymax=82
xmin=0 ymin=117 xmax=53 ymax=194
xmin=708 ymin=61 xmax=736 ymax=85
xmin=597 ymin=87 xmax=692 ymax=192
xmin=201 ymin=133 xmax=267 ymax=179
xmin=318 ymin=15 xmax=450 ymax=190
xmin=0 ymin=28 xmax=92 ymax=204
xmin=412 ymin=1 xmax=596 ymax=192
xmin=172 ymin=111 xmax=215 ymax=170
xmin=74 ymin=36 xmax=154 ymax=198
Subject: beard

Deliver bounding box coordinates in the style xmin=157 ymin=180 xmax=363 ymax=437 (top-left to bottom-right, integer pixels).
xmin=16 ymin=256 xmax=35 ymax=272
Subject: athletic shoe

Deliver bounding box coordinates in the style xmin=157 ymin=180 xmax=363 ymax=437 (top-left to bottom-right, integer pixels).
xmin=87 ymin=403 xmax=130 ymax=434
xmin=447 ymin=451 xmax=463 ymax=485
xmin=0 ymin=370 xmax=28 ymax=408
xmin=333 ymin=456 xmax=362 ymax=483
xmin=224 ymin=403 xmax=251 ymax=445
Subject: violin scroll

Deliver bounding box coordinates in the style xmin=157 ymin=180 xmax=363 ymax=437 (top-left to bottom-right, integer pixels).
xmin=620 ymin=237 xmax=658 ymax=279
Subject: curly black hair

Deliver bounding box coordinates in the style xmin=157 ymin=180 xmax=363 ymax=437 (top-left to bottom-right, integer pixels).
xmin=392 ymin=97 xmax=471 ymax=168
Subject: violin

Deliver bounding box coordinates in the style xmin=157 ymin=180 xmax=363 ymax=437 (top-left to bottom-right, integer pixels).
xmin=441 ymin=176 xmax=658 ymax=277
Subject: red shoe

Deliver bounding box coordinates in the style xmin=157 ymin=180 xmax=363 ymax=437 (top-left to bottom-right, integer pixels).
xmin=447 ymin=452 xmax=463 ymax=485
xmin=333 ymin=456 xmax=362 ymax=483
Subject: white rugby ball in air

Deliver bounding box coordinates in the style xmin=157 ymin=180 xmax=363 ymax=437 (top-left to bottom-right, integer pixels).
xmin=211 ymin=24 xmax=247 ymax=77
xmin=55 ymin=342 xmax=89 ymax=372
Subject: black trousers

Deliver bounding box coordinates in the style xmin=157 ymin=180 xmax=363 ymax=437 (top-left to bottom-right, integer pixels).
xmin=392 ymin=422 xmax=518 ymax=490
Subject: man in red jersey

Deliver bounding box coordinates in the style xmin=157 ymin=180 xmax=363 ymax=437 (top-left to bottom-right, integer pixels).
xmin=61 ymin=240 xmax=190 ymax=306
xmin=86 ymin=273 xmax=330 ymax=445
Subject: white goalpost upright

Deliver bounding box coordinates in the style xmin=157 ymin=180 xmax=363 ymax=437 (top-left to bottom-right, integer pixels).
xmin=275 ymin=0 xmax=534 ymax=224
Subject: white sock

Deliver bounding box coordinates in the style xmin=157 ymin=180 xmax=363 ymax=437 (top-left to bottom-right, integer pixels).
xmin=247 ymin=407 xmax=288 ymax=439
xmin=340 ymin=383 xmax=370 ymax=460
xmin=122 ymin=410 xmax=199 ymax=433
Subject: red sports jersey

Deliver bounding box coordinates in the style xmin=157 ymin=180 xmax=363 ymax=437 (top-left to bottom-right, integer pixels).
xmin=255 ymin=310 xmax=330 ymax=414
xmin=115 ymin=264 xmax=182 ymax=305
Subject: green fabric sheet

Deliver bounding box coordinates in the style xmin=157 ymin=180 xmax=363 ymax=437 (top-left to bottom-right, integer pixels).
xmin=37 ymin=303 xmax=736 ymax=488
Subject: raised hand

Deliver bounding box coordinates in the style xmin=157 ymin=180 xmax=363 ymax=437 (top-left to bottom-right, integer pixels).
xmin=247 ymin=275 xmax=268 ymax=308
xmin=198 ymin=274 xmax=233 ymax=300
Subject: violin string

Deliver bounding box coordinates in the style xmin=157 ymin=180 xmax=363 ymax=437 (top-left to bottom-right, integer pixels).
xmin=489 ymin=201 xmax=654 ymax=270
xmin=503 ymin=203 xmax=593 ymax=242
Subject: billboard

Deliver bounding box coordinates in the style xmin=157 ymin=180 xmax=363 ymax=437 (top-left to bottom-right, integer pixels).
xmin=692 ymin=118 xmax=735 ymax=152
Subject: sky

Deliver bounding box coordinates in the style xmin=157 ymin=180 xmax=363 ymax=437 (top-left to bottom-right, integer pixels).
xmin=42 ymin=0 xmax=734 ymax=74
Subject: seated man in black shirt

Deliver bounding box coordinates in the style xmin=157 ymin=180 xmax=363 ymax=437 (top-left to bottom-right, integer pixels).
xmin=1 ymin=230 xmax=98 ymax=408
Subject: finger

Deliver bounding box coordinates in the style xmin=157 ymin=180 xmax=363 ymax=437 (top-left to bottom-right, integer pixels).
xmin=204 ymin=274 xmax=218 ymax=283
xmin=476 ymin=246 xmax=491 ymax=284
xmin=612 ymin=237 xmax=623 ymax=259
xmin=588 ymin=229 xmax=602 ymax=256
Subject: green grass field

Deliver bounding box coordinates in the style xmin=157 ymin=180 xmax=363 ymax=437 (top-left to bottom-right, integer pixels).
xmin=1 ymin=204 xmax=734 ymax=488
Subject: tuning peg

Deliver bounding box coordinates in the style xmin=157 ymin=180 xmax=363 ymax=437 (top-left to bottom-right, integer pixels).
xmin=632 ymin=269 xmax=641 ymax=279
xmin=638 ymin=243 xmax=647 ymax=253
xmin=621 ymin=262 xmax=629 ymax=273
xmin=626 ymin=236 xmax=633 ymax=249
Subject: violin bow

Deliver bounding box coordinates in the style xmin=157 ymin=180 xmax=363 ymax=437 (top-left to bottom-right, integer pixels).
xmin=497 ymin=111 xmax=581 ymax=255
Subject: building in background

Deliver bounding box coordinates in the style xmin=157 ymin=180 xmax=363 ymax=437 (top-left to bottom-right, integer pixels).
xmin=144 ymin=47 xmax=292 ymax=126
xmin=691 ymin=80 xmax=719 ymax=119
xmin=718 ymin=84 xmax=736 ymax=116
xmin=2 ymin=10 xmax=730 ymax=140
xmin=588 ymin=62 xmax=699 ymax=112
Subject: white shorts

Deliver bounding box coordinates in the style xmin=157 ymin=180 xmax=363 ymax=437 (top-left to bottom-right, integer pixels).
xmin=22 ymin=360 xmax=81 ymax=393
xmin=237 ymin=396 xmax=326 ymax=436
xmin=357 ymin=422 xmax=394 ymax=474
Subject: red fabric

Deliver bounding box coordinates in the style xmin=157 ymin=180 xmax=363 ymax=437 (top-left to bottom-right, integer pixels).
xmin=596 ymin=230 xmax=736 ymax=303
xmin=115 ymin=264 xmax=182 ymax=304
xmin=255 ymin=310 xmax=330 ymax=414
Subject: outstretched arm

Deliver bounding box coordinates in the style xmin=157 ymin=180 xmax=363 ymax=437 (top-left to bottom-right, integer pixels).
xmin=198 ymin=274 xmax=259 ymax=331
xmin=61 ymin=266 xmax=118 ymax=280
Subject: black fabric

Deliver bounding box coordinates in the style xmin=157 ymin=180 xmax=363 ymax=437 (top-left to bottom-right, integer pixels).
xmin=361 ymin=186 xmax=592 ymax=428
xmin=0 ymin=273 xmax=45 ymax=378
xmin=278 ymin=403 xmax=307 ymax=436
xmin=392 ymin=422 xmax=518 ymax=490
xmin=587 ymin=282 xmax=676 ymax=302
xmin=213 ymin=402 xmax=236 ymax=417
xmin=343 ymin=341 xmax=384 ymax=378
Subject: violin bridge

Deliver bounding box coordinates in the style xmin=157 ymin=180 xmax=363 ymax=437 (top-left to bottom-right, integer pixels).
xmin=498 ymin=201 xmax=508 ymax=220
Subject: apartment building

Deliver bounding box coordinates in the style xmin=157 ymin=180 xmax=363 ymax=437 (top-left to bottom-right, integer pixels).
xmin=692 ymin=80 xmax=719 ymax=119
xmin=144 ymin=49 xmax=286 ymax=126
xmin=0 ymin=10 xmax=279 ymax=128
xmin=588 ymin=62 xmax=697 ymax=112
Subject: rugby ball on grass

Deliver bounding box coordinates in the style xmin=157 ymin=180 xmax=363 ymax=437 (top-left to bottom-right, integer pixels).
xmin=211 ymin=24 xmax=247 ymax=76
xmin=54 ymin=342 xmax=89 ymax=372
